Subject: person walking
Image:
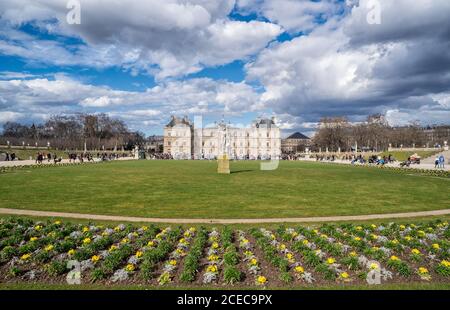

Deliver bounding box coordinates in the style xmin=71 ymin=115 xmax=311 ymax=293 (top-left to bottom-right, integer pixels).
xmin=435 ymin=156 xmax=439 ymax=169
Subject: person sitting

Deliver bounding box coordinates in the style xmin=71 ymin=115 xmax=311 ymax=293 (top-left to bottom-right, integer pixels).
xmin=400 ymin=158 xmax=411 ymax=168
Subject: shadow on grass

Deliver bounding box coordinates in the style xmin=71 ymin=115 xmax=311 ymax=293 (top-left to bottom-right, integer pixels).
xmin=231 ymin=169 xmax=254 ymax=174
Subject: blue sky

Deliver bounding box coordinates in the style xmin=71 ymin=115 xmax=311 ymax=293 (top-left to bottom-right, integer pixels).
xmin=0 ymin=0 xmax=449 ymax=137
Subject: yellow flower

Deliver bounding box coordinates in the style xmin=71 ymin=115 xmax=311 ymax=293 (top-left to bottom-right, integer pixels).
xmin=30 ymin=237 xmax=38 ymax=242
xmin=189 ymin=227 xmax=196 ymax=233
xmin=206 ymin=265 xmax=218 ymax=273
xmin=21 ymin=253 xmax=31 ymax=261
xmin=349 ymin=251 xmax=357 ymax=257
xmin=354 ymin=237 xmax=361 ymax=241
xmin=294 ymin=266 xmax=304 ymax=273
xmin=417 ymin=230 xmax=425 ymax=237
xmin=418 ymin=267 xmax=428 ymax=274
xmin=391 ymin=239 xmax=399 ymax=245
xmin=340 ymin=272 xmax=349 ymax=279
xmin=208 ymin=254 xmax=219 ymax=262
xmin=109 ymin=245 xmax=118 ymax=252
xmin=371 ymin=234 xmax=378 ymax=240
xmin=35 ymin=225 xmax=42 ymax=231
xmin=179 ymin=238 xmax=187 ymax=244
xmin=141 ymin=226 xmax=148 ymax=231
xmin=369 ymin=263 xmax=379 ymax=270
xmin=241 ymin=238 xmax=249 ymax=245
xmin=279 ymin=244 xmax=286 ymax=251
xmin=371 ymin=246 xmax=379 ymax=251
xmin=410 ymin=224 xmax=416 ymax=228
xmin=132 ymin=232 xmax=139 ymax=237
xmin=399 ymin=225 xmax=406 ymax=230
xmin=312 ymin=229 xmax=318 ymax=235
xmin=390 ymin=255 xmax=400 ymax=261
xmin=135 ymin=251 xmax=143 ymax=258
xmin=82 ymin=237 xmax=91 ymax=244
xmin=321 ymin=234 xmax=328 ymax=239
xmin=44 ymin=244 xmax=54 ymax=252
xmin=68 ymin=249 xmax=75 ymax=256
xmin=440 ymin=260 xmax=450 ymax=268
xmin=147 ymin=241 xmax=155 ymax=247
xmin=302 ymin=239 xmax=309 ymax=245
xmin=404 ymin=236 xmax=412 ymax=241
xmin=356 ymin=226 xmax=363 ymax=231
xmin=184 ymin=231 xmax=191 ymax=237
xmin=371 ymin=224 xmax=377 ymax=229
xmin=244 ymin=250 xmax=253 ymax=257
xmin=125 ymin=264 xmax=135 ymax=272
xmin=212 ymin=242 xmax=219 ymax=249
xmin=169 ymin=260 xmax=177 ymax=266
xmin=114 ymin=226 xmax=121 ymax=232
xmin=91 ymin=255 xmax=100 ymax=263
xmin=411 ymin=249 xmax=421 ymax=255
xmin=250 ymin=258 xmax=258 ymax=266
xmin=54 ymin=221 xmax=61 ymax=225
xmin=270 ymin=234 xmax=276 ymax=240
xmin=286 ymin=253 xmax=294 ymax=261
xmin=47 ymin=231 xmax=56 ymax=238
xmin=327 ymin=257 xmax=336 ymax=265
xmin=291 ymin=232 xmax=298 ymax=238
xmin=82 ymin=226 xmax=89 ymax=232
xmin=257 ymin=276 xmax=267 ymax=285
xmin=432 ymin=243 xmax=440 ymax=250
xmin=121 ymin=238 xmax=129 ymax=244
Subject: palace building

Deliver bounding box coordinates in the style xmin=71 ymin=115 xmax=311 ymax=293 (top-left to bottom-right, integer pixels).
xmin=163 ymin=116 xmax=281 ymax=160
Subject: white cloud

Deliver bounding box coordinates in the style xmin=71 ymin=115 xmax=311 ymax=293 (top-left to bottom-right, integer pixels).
xmin=0 ymin=111 xmax=23 ymax=123
xmin=244 ymin=0 xmax=450 ymax=129
xmin=0 ymin=74 xmax=264 ymax=131
xmin=237 ymin=0 xmax=342 ymax=32
xmin=0 ymin=0 xmax=281 ymax=79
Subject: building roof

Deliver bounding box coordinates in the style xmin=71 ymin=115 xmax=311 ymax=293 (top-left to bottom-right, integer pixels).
xmin=166 ymin=116 xmax=192 ymax=127
xmin=254 ymin=117 xmax=277 ymax=128
xmin=287 ymin=132 xmax=310 ymax=140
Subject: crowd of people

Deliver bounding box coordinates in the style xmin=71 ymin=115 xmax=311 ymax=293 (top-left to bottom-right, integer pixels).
xmin=30 ymin=151 xmax=132 ymax=164
xmin=35 ymin=152 xmax=62 ymax=164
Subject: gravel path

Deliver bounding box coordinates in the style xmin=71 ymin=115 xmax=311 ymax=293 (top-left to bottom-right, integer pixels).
xmin=0 ymin=208 xmax=449 ymax=224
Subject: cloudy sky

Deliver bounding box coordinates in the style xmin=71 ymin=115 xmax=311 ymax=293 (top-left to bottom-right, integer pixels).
xmin=0 ymin=0 xmax=449 ymax=137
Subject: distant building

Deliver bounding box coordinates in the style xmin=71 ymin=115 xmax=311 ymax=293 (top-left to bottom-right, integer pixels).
xmin=163 ymin=116 xmax=281 ymax=160
xmin=281 ymin=132 xmax=311 ymax=154
xmin=144 ymin=135 xmax=164 ymax=153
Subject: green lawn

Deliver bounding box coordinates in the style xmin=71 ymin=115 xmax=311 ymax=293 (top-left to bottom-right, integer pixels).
xmin=0 ymin=160 xmax=448 ymax=219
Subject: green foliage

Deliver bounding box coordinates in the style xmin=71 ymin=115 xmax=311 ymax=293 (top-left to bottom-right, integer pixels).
xmin=180 ymin=228 xmax=208 ymax=283
xmin=279 ymin=271 xmax=293 ymax=283
xmin=46 ymin=260 xmax=68 ymax=276
xmin=223 ymin=266 xmax=242 ymax=284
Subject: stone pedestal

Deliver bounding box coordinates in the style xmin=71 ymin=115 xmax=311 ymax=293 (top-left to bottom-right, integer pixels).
xmin=217 ymin=154 xmax=230 ymax=174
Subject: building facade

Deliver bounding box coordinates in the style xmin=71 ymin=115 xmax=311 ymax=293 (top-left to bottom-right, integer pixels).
xmin=281 ymin=132 xmax=311 ymax=154
xmin=164 ymin=116 xmax=281 ymax=160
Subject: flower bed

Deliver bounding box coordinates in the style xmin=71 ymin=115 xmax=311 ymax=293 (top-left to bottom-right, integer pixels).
xmin=0 ymin=218 xmax=448 ymax=288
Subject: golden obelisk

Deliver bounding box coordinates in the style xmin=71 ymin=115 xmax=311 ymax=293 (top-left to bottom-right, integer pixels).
xmin=217 ymin=122 xmax=230 ymax=174
xmin=217 ymin=153 xmax=230 ymax=174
